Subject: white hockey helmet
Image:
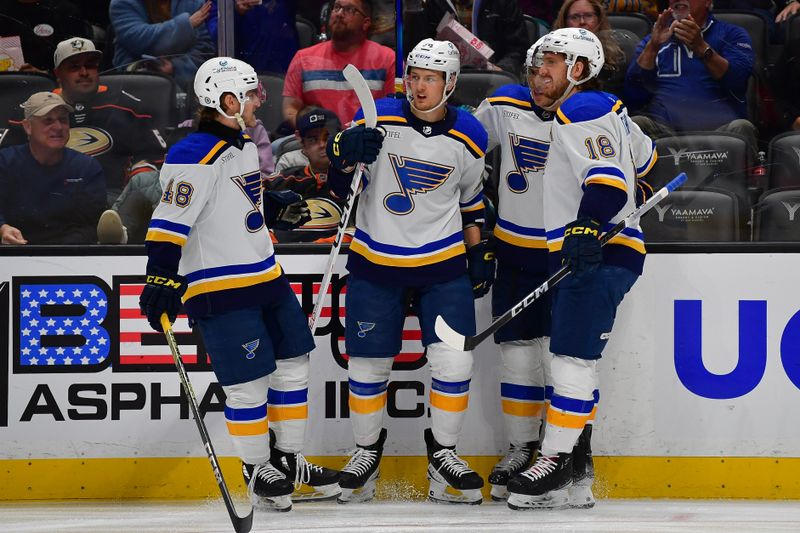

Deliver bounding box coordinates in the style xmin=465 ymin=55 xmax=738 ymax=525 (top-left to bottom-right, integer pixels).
xmin=404 ymin=38 xmax=461 ymax=114
xmin=538 ymin=28 xmax=605 ymax=86
xmin=194 ymin=57 xmax=262 ymax=119
xmin=525 ymin=36 xmax=547 ymax=72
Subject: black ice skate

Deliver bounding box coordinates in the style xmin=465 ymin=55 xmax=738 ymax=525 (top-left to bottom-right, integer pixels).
xmin=269 ymin=430 xmax=341 ymax=502
xmin=569 ymin=425 xmax=595 ymax=508
xmin=506 ymin=452 xmax=573 ymax=510
xmin=488 ymin=441 xmax=538 ymax=501
xmin=424 ymin=428 xmax=484 ymax=505
xmin=337 ymin=428 xmax=387 ymax=504
xmin=242 ymin=461 xmax=293 ymax=511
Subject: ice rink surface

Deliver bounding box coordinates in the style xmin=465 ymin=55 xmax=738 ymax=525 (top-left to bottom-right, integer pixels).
xmin=3 ymin=499 xmax=800 ymax=533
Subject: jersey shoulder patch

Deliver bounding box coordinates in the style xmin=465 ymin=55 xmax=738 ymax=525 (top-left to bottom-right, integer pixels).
xmin=556 ymin=91 xmax=623 ymax=125
xmin=166 ymin=132 xmax=229 ymax=165
xmin=487 ymin=84 xmax=532 ymax=110
xmin=445 ymin=109 xmax=488 ymax=159
xmin=353 ymin=97 xmax=406 ymax=127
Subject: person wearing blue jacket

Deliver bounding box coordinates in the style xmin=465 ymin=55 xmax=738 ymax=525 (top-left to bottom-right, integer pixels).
xmin=624 ymin=0 xmax=757 ymax=150
xmin=110 ymin=0 xmax=215 ymax=91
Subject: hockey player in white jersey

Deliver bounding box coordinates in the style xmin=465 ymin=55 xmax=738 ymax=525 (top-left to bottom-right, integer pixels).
xmin=325 ymin=39 xmax=494 ymax=505
xmin=139 ymin=57 xmax=339 ymax=512
xmin=472 ymin=38 xmax=555 ymax=503
xmin=505 ymin=28 xmax=657 ymax=510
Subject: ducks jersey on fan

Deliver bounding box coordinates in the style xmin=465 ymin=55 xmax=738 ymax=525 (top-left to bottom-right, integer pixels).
xmin=346 ymin=98 xmax=488 ymax=287
xmin=145 ymin=124 xmax=287 ymax=318
xmin=474 ymin=84 xmax=554 ymax=273
xmin=544 ymin=91 xmax=657 ymax=275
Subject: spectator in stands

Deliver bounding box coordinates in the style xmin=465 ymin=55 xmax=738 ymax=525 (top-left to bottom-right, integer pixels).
xmin=282 ymin=0 xmax=395 ymax=128
xmin=625 ymin=0 xmax=758 ymax=151
xmin=264 ymin=106 xmax=346 ymax=243
xmin=206 ymin=0 xmax=299 ymax=74
xmin=110 ymin=0 xmax=215 ymax=91
xmin=518 ymin=0 xmax=560 ymax=23
xmin=0 ymin=0 xmax=93 ymax=72
xmin=776 ymin=0 xmax=800 ymax=26
xmin=773 ymin=29 xmax=800 ymax=131
xmin=0 ymin=92 xmax=105 ymax=245
xmin=553 ymin=0 xmax=626 ymax=93
xmin=5 ymin=37 xmax=167 ymax=205
xmin=421 ymin=0 xmax=529 ymax=75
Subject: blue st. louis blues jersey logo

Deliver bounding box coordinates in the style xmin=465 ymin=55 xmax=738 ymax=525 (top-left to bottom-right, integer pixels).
xmin=230 ymin=171 xmax=264 ymax=232
xmin=506 ymin=133 xmax=549 ymax=193
xmin=384 ymin=154 xmax=454 ymax=215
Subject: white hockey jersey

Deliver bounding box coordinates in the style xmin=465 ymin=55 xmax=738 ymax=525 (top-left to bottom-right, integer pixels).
xmin=474 ymin=84 xmax=554 ymax=272
xmin=347 ymin=98 xmax=488 ymax=287
xmin=145 ymin=122 xmax=286 ymax=318
xmin=543 ymin=91 xmax=657 ymax=275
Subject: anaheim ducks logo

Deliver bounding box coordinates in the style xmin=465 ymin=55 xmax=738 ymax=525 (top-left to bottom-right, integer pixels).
xmin=67 ymin=127 xmax=113 ymax=157
xmin=297 ymin=197 xmax=343 ymax=231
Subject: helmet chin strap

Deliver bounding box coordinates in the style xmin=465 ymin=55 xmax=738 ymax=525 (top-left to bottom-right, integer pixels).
xmin=407 ymin=83 xmax=456 ymax=116
xmin=215 ymin=102 xmax=247 ymax=131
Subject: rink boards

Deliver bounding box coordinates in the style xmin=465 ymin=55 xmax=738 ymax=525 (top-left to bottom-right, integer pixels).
xmin=1 ymin=246 xmax=800 ymax=500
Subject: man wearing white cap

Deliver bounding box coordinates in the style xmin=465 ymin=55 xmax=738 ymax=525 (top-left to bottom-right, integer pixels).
xmin=0 ymin=92 xmax=106 ymax=245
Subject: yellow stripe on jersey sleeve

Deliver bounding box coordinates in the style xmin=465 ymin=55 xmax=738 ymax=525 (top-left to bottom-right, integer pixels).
xmin=447 ymin=128 xmax=485 ymax=158
xmin=145 ymin=229 xmax=187 ymax=246
xmin=198 ymin=140 xmax=228 ymax=165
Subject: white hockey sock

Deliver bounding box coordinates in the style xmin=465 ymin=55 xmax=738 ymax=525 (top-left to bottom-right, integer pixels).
xmin=348 ymin=357 xmax=393 ymax=447
xmin=268 ymin=354 xmax=309 ymax=454
xmin=428 ymin=342 xmax=473 ymax=447
xmin=499 ymin=339 xmax=549 ymax=445
xmin=540 ymin=355 xmax=597 ymax=456
xmin=223 ymin=375 xmax=271 ymax=465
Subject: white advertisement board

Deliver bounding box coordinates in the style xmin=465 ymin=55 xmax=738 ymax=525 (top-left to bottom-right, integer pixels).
xmin=1 ymin=252 xmax=799 ymax=460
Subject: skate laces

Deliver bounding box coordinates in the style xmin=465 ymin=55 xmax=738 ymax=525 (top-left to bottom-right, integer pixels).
xmin=342 ymin=447 xmax=377 ymax=476
xmin=292 ymin=452 xmax=313 ymax=489
xmin=432 ymin=448 xmax=472 ymax=477
xmin=520 ymin=455 xmax=558 ymax=481
xmin=247 ymin=463 xmax=285 ymax=496
xmin=495 ymin=444 xmax=532 ymax=472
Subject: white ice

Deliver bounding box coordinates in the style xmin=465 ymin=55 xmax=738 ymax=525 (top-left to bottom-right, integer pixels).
xmin=2 ymin=499 xmax=800 ymax=533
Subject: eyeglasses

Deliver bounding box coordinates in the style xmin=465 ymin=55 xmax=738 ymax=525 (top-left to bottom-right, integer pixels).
xmin=61 ymin=60 xmax=100 ymax=72
xmin=567 ymin=12 xmax=598 ymax=23
xmin=331 ymin=2 xmax=366 ymax=17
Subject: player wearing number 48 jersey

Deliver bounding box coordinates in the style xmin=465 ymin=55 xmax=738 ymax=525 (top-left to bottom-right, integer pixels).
xmin=140 ymin=57 xmax=338 ymax=513
xmin=326 ymin=39 xmax=493 ymax=505
xmin=505 ymin=28 xmax=657 ymax=511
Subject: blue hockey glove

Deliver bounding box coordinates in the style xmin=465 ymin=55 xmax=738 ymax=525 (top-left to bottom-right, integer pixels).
xmin=467 ymin=240 xmax=496 ymax=298
xmin=264 ymin=190 xmax=311 ymax=230
xmin=139 ymin=266 xmax=186 ymax=332
xmin=561 ymin=217 xmax=602 ymax=276
xmin=326 ymin=125 xmax=384 ymax=169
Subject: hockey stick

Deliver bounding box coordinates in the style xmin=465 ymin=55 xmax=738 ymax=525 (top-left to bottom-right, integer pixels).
xmin=435 ymin=172 xmax=688 ymax=351
xmin=308 ymin=64 xmax=378 ymax=333
xmin=160 ymin=313 xmax=253 ymax=533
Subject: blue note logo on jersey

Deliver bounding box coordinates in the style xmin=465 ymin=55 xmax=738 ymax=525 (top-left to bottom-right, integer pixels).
xmin=384 ymin=154 xmax=454 ymax=215
xmin=506 ymin=133 xmax=549 ymax=194
xmin=231 ymin=171 xmax=265 ymax=232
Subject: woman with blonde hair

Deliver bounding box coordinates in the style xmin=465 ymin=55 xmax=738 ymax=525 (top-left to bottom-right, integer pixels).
xmin=553 ymin=0 xmax=626 ymax=94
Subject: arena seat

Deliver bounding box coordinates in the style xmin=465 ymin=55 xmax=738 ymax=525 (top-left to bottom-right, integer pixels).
xmin=0 ymin=72 xmax=57 ymax=129
xmin=607 ymin=13 xmax=651 ymax=39
xmin=99 ymin=72 xmax=176 ymax=133
xmin=296 ymin=16 xmax=316 ymax=49
xmin=451 ymin=69 xmax=519 ymax=109
xmin=647 ymin=133 xmax=751 ymax=239
xmin=714 ymin=10 xmax=767 ymax=70
xmin=766 ymin=131 xmax=800 ymax=189
xmin=753 ymin=188 xmax=800 ymax=241
xmin=522 ymin=15 xmax=549 ymax=47
xmin=256 ymin=73 xmax=286 ymax=137
xmin=640 ymin=189 xmax=739 ymax=241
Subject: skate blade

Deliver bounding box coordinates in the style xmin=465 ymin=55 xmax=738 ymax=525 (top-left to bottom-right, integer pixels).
xmin=251 ymin=493 xmax=292 ymax=512
xmin=490 ymin=483 xmax=509 ymax=501
xmin=568 ymin=483 xmax=595 ymax=509
xmin=428 ymin=481 xmax=482 ymax=505
xmin=507 ymin=487 xmax=569 ymax=510
xmin=337 ymin=479 xmax=377 ymax=504
xmin=292 ymin=482 xmax=342 ymax=502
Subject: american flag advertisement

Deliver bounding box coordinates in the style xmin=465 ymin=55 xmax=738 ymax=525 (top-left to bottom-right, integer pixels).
xmin=0 ymin=252 xmax=505 ymax=459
